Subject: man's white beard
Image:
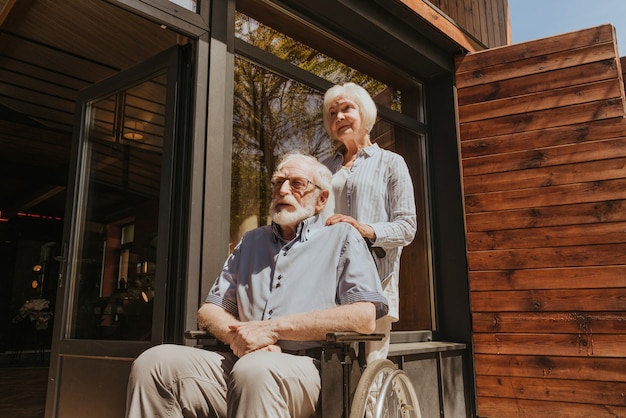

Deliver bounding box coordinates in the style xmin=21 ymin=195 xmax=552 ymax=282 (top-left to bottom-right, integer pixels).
xmin=270 ymin=198 xmax=315 ymax=226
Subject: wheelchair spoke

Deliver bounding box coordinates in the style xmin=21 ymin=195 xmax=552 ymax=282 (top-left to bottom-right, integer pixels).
xmin=349 ymin=359 xmax=422 ymax=418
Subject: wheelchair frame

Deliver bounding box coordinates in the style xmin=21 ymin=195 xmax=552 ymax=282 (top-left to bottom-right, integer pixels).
xmin=185 ymin=330 xmax=421 ymax=418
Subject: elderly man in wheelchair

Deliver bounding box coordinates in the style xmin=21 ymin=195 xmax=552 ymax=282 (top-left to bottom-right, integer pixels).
xmin=125 ymin=152 xmax=420 ymax=418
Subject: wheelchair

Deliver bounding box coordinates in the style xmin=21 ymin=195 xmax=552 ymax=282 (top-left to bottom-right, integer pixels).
xmin=185 ymin=330 xmax=422 ymax=418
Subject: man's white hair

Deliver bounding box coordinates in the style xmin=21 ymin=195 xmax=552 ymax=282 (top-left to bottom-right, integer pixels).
xmin=274 ymin=151 xmax=335 ymax=222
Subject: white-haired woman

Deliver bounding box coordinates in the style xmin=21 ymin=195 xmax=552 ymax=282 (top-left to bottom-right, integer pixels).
xmin=321 ymin=82 xmax=417 ymax=363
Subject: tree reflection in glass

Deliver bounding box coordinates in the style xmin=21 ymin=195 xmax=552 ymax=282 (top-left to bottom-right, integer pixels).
xmin=231 ymin=13 xmax=399 ymax=248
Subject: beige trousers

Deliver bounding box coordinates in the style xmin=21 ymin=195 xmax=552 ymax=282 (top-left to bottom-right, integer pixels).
xmin=125 ymin=344 xmax=321 ymax=418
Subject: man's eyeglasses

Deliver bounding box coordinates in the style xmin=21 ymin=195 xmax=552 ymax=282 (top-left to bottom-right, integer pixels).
xmin=270 ymin=176 xmax=322 ymax=192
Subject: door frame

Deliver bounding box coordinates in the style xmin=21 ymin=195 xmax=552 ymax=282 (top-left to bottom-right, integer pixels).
xmin=45 ymin=45 xmax=191 ymax=417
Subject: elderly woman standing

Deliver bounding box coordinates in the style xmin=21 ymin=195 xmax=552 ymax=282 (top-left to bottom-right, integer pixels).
xmin=321 ymin=82 xmax=417 ymax=363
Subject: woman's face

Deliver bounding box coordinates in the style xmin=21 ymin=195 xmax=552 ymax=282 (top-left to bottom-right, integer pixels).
xmin=327 ymin=95 xmax=365 ymax=143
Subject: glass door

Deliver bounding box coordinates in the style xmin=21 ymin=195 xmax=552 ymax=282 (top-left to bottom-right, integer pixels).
xmin=68 ymin=77 xmax=167 ymax=342
xmin=46 ymin=45 xmax=192 ymax=417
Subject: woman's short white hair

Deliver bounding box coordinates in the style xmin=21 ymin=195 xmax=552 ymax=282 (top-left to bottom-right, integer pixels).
xmin=322 ymin=82 xmax=378 ymax=138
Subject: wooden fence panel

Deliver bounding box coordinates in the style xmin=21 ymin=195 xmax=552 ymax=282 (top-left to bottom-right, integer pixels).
xmin=470 ymin=266 xmax=626 ymax=290
xmin=478 ymin=375 xmax=626 ymax=405
xmin=455 ymin=25 xmax=626 ymax=417
xmin=473 ymin=333 xmax=626 ymax=357
xmin=472 ymin=312 xmax=626 ymax=334
xmin=461 ymin=118 xmax=626 ymax=159
xmin=466 ymin=199 xmax=626 ymax=232
xmin=478 ymin=397 xmax=626 ymax=418
xmin=464 ymin=156 xmax=626 ymax=195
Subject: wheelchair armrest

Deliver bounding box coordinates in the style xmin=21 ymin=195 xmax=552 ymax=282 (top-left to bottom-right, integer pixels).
xmin=325 ymin=332 xmax=385 ymax=343
xmin=184 ymin=330 xmax=213 ymax=340
xmin=184 ymin=329 xmax=231 ymax=351
xmin=185 ymin=330 xmax=383 ymax=351
xmin=186 ymin=330 xmax=384 ymax=343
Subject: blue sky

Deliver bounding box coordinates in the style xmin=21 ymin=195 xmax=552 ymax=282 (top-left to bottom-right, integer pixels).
xmin=509 ymin=0 xmax=626 ymax=56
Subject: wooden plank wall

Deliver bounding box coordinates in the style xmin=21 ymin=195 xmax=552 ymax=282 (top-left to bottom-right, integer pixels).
xmin=455 ymin=25 xmax=626 ymax=417
xmin=428 ymin=0 xmax=509 ymax=48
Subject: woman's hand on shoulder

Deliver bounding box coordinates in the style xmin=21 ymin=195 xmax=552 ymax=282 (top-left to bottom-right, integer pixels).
xmin=326 ymin=214 xmax=375 ymax=240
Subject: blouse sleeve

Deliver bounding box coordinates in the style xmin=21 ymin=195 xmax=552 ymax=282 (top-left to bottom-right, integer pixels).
xmin=370 ymin=153 xmax=417 ymax=248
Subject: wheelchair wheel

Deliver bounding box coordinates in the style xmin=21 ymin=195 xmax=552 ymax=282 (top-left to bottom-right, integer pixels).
xmin=349 ymin=359 xmax=422 ymax=418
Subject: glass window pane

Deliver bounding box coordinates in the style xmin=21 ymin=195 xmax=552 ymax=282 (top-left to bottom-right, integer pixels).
xmin=68 ymin=73 xmax=166 ymax=340
xmin=230 ymin=57 xmax=331 ymax=248
xmin=233 ymin=10 xmax=432 ymax=331
xmin=235 ymin=12 xmax=403 ymax=114
xmin=168 ymin=0 xmax=197 ymax=13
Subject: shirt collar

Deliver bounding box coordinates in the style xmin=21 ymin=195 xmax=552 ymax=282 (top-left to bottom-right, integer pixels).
xmin=357 ymin=143 xmax=379 ymax=158
xmin=323 ymin=143 xmax=380 ymax=173
xmin=336 ymin=142 xmax=379 ymax=162
xmin=272 ymin=214 xmax=325 ymax=243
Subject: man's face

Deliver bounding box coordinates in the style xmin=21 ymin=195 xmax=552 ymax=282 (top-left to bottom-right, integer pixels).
xmin=269 ymin=159 xmax=320 ymax=227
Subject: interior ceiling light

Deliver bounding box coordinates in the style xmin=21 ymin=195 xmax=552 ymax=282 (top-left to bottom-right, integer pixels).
xmin=123 ymin=131 xmax=144 ymax=140
xmin=123 ymin=120 xmax=144 ymax=140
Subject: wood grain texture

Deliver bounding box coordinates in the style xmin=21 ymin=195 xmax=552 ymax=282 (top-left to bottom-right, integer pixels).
xmin=399 ymin=0 xmax=508 ymax=50
xmin=457 ymin=24 xmax=626 ymax=417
